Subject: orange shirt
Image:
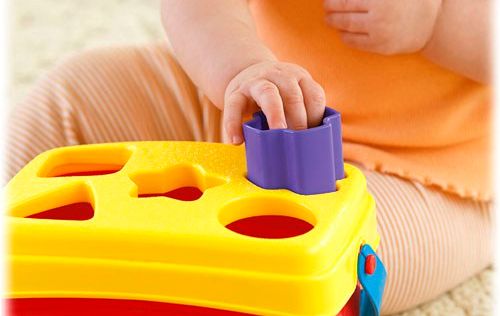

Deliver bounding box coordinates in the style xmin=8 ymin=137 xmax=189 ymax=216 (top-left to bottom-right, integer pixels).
xmin=248 ymin=0 xmax=492 ymax=201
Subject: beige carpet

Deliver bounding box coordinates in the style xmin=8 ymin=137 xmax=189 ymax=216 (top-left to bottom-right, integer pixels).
xmin=8 ymin=1 xmax=493 ymax=315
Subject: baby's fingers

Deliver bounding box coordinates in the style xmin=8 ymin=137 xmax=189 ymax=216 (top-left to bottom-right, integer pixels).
xmin=340 ymin=32 xmax=375 ymax=52
xmin=248 ymin=80 xmax=287 ymax=129
xmin=325 ymin=12 xmax=369 ymax=33
xmin=324 ymin=0 xmax=369 ymax=12
xmin=270 ymin=77 xmax=307 ymax=130
xmin=299 ymin=78 xmax=326 ymax=127
xmin=224 ymin=91 xmax=247 ymax=145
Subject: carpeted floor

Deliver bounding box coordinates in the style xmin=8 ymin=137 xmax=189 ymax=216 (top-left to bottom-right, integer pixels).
xmin=8 ymin=1 xmax=493 ymax=315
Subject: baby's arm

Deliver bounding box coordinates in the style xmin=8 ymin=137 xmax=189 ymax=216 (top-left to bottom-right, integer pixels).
xmin=421 ymin=0 xmax=490 ymax=83
xmin=323 ymin=0 xmax=490 ymax=83
xmin=162 ymin=0 xmax=326 ymax=144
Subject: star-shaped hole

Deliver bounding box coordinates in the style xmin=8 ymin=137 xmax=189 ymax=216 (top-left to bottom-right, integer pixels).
xmin=130 ymin=164 xmax=227 ymax=201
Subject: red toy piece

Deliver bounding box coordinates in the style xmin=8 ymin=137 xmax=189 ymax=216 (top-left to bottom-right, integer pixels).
xmin=365 ymin=254 xmax=377 ymax=275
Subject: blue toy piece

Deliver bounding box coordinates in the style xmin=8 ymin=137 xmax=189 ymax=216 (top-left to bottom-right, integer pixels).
xmin=357 ymin=245 xmax=387 ymax=316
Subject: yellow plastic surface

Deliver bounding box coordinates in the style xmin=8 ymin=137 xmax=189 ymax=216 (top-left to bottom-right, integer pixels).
xmin=6 ymin=141 xmax=379 ymax=316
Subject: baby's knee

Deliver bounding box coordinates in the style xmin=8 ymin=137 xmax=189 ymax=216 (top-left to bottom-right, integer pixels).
xmin=50 ymin=47 xmax=125 ymax=84
xmin=376 ymin=194 xmax=492 ymax=314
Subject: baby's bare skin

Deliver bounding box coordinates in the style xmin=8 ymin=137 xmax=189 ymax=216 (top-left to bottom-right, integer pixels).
xmin=161 ymin=0 xmax=490 ymax=144
xmin=161 ymin=0 xmax=325 ymax=144
xmin=323 ymin=0 xmax=491 ymax=83
xmin=324 ymin=0 xmax=442 ymax=55
xmin=224 ymin=61 xmax=326 ymax=144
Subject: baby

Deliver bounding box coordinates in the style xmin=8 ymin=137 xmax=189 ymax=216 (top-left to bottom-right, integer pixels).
xmin=7 ymin=0 xmax=492 ymax=314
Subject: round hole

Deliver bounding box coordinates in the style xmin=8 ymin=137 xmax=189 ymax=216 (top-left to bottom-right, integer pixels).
xmin=220 ymin=197 xmax=315 ymax=239
xmin=226 ymin=215 xmax=313 ymax=239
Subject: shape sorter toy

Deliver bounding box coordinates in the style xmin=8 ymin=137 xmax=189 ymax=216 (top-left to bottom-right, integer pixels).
xmin=6 ymin=108 xmax=386 ymax=316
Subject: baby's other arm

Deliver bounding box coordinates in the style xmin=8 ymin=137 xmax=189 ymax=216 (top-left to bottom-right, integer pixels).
xmin=323 ymin=0 xmax=490 ymax=83
xmin=162 ymin=0 xmax=326 ymax=144
xmin=421 ymin=0 xmax=491 ymax=84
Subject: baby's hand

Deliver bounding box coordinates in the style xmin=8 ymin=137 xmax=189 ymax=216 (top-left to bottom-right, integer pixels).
xmin=323 ymin=0 xmax=442 ymax=55
xmin=223 ymin=61 xmax=326 ymax=145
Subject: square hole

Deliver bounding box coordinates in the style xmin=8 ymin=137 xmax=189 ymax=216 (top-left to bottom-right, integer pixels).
xmin=38 ymin=146 xmax=132 ymax=177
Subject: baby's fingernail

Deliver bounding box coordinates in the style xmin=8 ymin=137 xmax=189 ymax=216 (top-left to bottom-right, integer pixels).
xmin=232 ymin=135 xmax=243 ymax=144
xmin=279 ymin=121 xmax=287 ymax=129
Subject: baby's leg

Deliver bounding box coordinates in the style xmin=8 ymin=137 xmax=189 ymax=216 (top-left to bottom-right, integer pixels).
xmin=360 ymin=167 xmax=493 ymax=314
xmin=6 ymin=43 xmax=223 ymax=178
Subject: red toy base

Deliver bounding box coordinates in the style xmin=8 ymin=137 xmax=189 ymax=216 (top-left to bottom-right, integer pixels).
xmin=7 ymin=298 xmax=252 ymax=316
xmin=7 ymin=287 xmax=360 ymax=316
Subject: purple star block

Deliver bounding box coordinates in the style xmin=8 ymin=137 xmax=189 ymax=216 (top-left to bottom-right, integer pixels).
xmin=243 ymin=107 xmax=344 ymax=195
